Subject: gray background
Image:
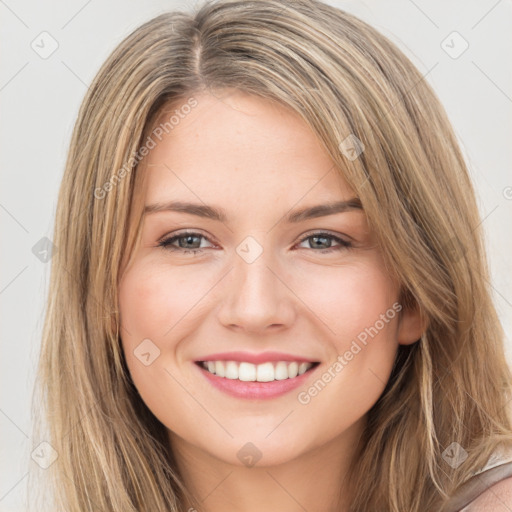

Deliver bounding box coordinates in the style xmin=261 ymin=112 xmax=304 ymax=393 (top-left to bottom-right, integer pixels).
xmin=1 ymin=0 xmax=511 ymax=510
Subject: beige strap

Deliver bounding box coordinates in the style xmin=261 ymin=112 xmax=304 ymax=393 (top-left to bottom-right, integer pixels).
xmin=442 ymin=461 xmax=512 ymax=511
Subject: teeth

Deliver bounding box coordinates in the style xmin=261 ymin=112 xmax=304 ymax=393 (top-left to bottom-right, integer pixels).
xmin=215 ymin=361 xmax=225 ymax=377
xmin=256 ymin=362 xmax=274 ymax=382
xmin=275 ymin=361 xmax=289 ymax=380
xmin=298 ymin=362 xmax=309 ymax=375
xmin=288 ymin=362 xmax=298 ymax=378
xmin=239 ymin=362 xmax=256 ymax=381
xmin=200 ymin=360 xmax=315 ymax=381
xmin=225 ymin=361 xmax=239 ymax=379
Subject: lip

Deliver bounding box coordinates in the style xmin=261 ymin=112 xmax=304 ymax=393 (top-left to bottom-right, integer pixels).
xmin=194 ymin=351 xmax=319 ymax=365
xmin=193 ymin=359 xmax=321 ymax=400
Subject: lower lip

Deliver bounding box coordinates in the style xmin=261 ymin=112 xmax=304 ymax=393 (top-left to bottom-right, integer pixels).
xmin=194 ymin=362 xmax=320 ymax=400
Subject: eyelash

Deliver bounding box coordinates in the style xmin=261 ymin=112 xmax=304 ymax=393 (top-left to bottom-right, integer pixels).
xmin=157 ymin=230 xmax=352 ymax=255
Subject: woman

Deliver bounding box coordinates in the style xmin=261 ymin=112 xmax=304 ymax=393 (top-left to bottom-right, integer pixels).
xmin=31 ymin=0 xmax=512 ymax=510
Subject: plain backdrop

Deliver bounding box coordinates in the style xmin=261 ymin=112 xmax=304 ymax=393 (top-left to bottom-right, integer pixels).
xmin=1 ymin=0 xmax=511 ymax=510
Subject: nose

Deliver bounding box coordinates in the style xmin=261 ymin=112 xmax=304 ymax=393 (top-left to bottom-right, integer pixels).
xmin=216 ymin=249 xmax=296 ymax=334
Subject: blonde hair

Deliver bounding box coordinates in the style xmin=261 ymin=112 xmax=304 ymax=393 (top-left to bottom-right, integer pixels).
xmin=31 ymin=0 xmax=512 ymax=510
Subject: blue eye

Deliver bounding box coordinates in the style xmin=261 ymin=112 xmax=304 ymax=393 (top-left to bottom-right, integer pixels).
xmin=157 ymin=231 xmax=352 ymax=255
xmin=158 ymin=232 xmax=211 ymax=255
xmin=297 ymin=232 xmax=352 ymax=253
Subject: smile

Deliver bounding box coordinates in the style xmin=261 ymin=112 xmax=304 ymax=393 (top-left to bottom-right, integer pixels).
xmin=197 ymin=360 xmax=319 ymax=382
xmin=194 ymin=360 xmax=321 ymax=400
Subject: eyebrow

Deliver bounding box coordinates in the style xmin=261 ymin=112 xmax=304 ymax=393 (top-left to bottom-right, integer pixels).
xmin=143 ymin=198 xmax=363 ymax=223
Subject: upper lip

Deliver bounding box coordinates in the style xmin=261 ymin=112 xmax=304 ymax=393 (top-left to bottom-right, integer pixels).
xmin=195 ymin=351 xmax=319 ymax=365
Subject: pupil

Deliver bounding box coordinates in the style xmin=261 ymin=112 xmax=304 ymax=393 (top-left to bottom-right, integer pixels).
xmin=312 ymin=235 xmax=329 ymax=249
xmin=181 ymin=235 xmax=199 ymax=248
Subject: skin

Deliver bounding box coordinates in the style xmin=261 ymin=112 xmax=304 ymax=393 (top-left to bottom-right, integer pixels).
xmin=462 ymin=477 xmax=512 ymax=511
xmin=118 ymin=89 xmax=423 ymax=512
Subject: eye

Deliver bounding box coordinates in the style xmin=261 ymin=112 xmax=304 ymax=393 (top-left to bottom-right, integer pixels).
xmin=157 ymin=231 xmax=214 ymax=255
xmin=296 ymin=232 xmax=352 ymax=253
xmin=157 ymin=230 xmax=352 ymax=255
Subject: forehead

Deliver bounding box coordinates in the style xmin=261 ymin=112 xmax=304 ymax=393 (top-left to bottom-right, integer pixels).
xmin=142 ymin=90 xmax=355 ymax=206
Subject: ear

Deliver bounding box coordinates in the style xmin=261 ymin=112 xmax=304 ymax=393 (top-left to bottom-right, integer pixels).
xmin=397 ymin=299 xmax=427 ymax=345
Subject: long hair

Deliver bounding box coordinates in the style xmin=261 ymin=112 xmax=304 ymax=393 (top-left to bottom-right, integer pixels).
xmin=31 ymin=1 xmax=512 ymax=510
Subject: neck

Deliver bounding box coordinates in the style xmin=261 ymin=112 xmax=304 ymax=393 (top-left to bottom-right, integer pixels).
xmin=168 ymin=417 xmax=365 ymax=512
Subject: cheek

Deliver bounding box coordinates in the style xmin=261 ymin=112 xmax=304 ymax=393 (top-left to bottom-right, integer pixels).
xmin=117 ymin=253 xmax=401 ymax=445
xmin=119 ymin=269 xmax=170 ymax=337
xmin=117 ymin=263 xmax=205 ymax=430
xmin=291 ymin=259 xmax=398 ymax=343
xmin=118 ymin=262 xmax=211 ymax=341
xmin=292 ymin=260 xmax=400 ymax=400
xmin=291 ymin=262 xmax=401 ymax=430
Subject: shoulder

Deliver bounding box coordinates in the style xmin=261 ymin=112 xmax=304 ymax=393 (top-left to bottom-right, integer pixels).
xmin=461 ymin=475 xmax=512 ymax=511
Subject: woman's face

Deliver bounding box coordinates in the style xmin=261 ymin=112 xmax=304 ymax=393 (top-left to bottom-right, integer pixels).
xmin=118 ymin=90 xmax=421 ymax=468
